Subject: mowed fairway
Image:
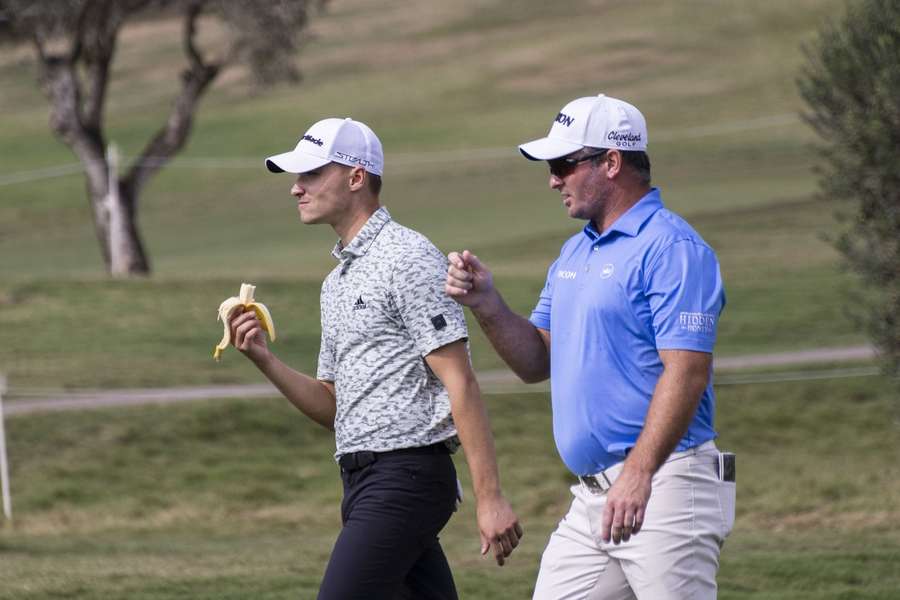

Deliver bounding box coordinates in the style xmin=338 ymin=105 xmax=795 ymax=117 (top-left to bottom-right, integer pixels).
xmin=0 ymin=0 xmax=896 ymax=598
xmin=1 ymin=377 xmax=899 ymax=599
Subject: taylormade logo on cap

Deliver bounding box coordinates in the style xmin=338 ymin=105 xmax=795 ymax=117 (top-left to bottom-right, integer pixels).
xmin=265 ymin=117 xmax=384 ymax=176
xmin=302 ymin=134 xmax=324 ymax=147
xmin=519 ymin=94 xmax=648 ymax=161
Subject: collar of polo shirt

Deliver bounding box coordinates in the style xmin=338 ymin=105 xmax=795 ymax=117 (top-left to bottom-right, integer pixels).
xmin=583 ymin=189 xmax=663 ymax=243
xmin=331 ymin=207 xmax=393 ymax=262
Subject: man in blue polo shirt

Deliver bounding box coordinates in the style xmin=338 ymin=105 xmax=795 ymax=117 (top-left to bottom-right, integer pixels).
xmin=446 ymin=94 xmax=735 ymax=599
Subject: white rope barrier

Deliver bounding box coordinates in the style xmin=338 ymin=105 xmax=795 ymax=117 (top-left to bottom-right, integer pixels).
xmin=0 ymin=113 xmax=801 ymax=187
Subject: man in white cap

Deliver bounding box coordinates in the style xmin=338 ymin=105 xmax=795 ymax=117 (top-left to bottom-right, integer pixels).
xmin=446 ymin=95 xmax=735 ymax=599
xmin=227 ymin=117 xmax=522 ymax=599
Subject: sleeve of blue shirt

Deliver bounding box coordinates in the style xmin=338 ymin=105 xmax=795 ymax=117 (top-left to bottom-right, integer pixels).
xmin=645 ymin=240 xmax=725 ymax=353
xmin=529 ymin=258 xmax=559 ymax=331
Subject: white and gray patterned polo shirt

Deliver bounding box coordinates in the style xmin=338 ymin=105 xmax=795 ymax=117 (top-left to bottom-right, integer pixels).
xmin=316 ymin=207 xmax=467 ymax=457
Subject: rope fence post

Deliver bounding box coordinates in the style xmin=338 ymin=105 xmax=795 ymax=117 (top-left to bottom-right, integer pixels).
xmin=0 ymin=374 xmax=11 ymax=520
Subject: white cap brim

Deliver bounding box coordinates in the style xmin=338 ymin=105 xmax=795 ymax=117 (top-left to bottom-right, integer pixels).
xmin=265 ymin=150 xmax=331 ymax=174
xmin=518 ymin=137 xmax=584 ymax=161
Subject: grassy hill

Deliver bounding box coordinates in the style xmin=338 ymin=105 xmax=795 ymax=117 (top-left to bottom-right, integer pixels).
xmin=2 ymin=2 xmax=897 ymax=599
xmin=0 ymin=0 xmax=868 ymax=390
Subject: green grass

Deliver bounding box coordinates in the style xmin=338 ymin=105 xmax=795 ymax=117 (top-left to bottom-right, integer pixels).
xmin=0 ymin=2 xmax=894 ymax=597
xmin=0 ymin=0 xmax=843 ymax=280
xmin=0 ymin=279 xmax=323 ymax=390
xmin=0 ymin=192 xmax=865 ymax=390
xmin=0 ymin=1 xmax=867 ymax=391
xmin=0 ymin=376 xmax=898 ymax=599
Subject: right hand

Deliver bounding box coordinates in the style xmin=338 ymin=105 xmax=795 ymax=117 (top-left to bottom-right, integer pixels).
xmin=476 ymin=493 xmax=524 ymax=566
xmin=445 ymin=250 xmax=495 ymax=309
xmin=229 ymin=308 xmax=272 ymax=364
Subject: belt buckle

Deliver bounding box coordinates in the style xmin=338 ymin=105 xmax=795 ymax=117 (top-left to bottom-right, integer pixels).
xmin=580 ymin=471 xmax=612 ymax=495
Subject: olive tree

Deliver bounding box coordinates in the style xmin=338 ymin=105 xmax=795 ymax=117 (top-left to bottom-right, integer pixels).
xmin=0 ymin=0 xmax=322 ymax=276
xmin=798 ymin=0 xmax=900 ymax=379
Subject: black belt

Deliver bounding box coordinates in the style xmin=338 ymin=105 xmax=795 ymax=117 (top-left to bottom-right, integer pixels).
xmin=338 ymin=442 xmax=451 ymax=472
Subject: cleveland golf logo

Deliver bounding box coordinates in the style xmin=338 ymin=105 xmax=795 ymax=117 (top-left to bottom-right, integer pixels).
xmin=303 ymin=134 xmax=324 ymax=146
xmin=607 ymin=130 xmax=643 ymax=148
xmin=555 ymin=112 xmax=575 ymax=127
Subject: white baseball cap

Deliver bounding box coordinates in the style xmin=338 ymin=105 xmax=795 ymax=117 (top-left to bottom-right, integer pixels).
xmin=518 ymin=94 xmax=648 ymax=160
xmin=265 ymin=117 xmax=384 ymax=176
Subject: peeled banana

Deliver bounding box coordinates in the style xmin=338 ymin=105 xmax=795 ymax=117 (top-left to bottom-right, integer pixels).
xmin=213 ymin=283 xmax=276 ymax=361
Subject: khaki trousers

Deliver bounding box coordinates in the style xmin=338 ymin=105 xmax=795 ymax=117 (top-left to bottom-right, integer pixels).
xmin=533 ymin=442 xmax=736 ymax=600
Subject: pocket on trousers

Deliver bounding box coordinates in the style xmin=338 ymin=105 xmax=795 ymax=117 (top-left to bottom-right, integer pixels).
xmin=717 ymin=481 xmax=736 ymax=540
xmin=582 ymin=492 xmax=607 ymax=546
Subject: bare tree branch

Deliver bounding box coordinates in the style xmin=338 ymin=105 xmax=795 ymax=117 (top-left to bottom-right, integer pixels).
xmin=7 ymin=0 xmax=322 ymax=276
xmin=30 ymin=29 xmax=47 ymax=62
xmin=81 ymin=0 xmax=121 ymax=130
xmin=69 ymin=0 xmax=92 ymax=64
xmin=39 ymin=49 xmax=85 ymax=144
xmin=82 ymin=53 xmax=110 ymax=129
xmin=123 ymin=0 xmax=218 ymax=199
xmin=183 ymin=0 xmax=207 ymax=71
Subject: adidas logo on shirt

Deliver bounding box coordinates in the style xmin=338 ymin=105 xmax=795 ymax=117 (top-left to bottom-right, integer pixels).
xmin=353 ymin=295 xmax=367 ymax=311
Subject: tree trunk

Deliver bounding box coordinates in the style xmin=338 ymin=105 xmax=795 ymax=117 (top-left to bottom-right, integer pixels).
xmin=28 ymin=1 xmax=226 ymax=277
xmin=72 ymin=143 xmax=149 ymax=276
xmin=84 ymin=155 xmax=113 ymax=270
xmin=80 ymin=166 xmax=151 ymax=276
xmin=104 ymin=144 xmax=150 ymax=276
xmin=106 ymin=183 xmax=150 ymax=276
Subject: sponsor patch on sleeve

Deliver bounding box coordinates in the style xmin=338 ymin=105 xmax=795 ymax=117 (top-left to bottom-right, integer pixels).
xmin=679 ymin=312 xmax=717 ymax=334
xmin=431 ymin=314 xmax=447 ymax=331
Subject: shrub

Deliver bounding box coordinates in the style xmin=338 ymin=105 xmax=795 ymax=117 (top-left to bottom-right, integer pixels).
xmin=798 ymin=0 xmax=900 ymax=380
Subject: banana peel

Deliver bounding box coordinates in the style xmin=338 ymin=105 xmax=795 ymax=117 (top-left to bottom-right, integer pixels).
xmin=213 ymin=283 xmax=276 ymax=361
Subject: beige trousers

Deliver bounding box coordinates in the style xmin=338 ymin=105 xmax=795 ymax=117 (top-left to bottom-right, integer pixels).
xmin=533 ymin=442 xmax=736 ymax=600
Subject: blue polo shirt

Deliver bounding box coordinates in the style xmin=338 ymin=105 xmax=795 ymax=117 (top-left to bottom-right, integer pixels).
xmin=530 ymin=188 xmax=725 ymax=475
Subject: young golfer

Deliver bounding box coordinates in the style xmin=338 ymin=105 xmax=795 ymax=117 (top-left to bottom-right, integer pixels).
xmin=228 ymin=117 xmax=522 ymax=599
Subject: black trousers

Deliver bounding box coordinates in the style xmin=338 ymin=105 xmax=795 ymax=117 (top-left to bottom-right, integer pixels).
xmin=317 ymin=451 xmax=459 ymax=600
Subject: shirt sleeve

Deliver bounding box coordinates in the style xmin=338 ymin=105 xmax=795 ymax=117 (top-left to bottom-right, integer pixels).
xmin=645 ymin=240 xmax=725 ymax=353
xmin=393 ymin=242 xmax=468 ymax=357
xmin=529 ymin=258 xmax=559 ymax=331
xmin=316 ymin=286 xmax=336 ymax=381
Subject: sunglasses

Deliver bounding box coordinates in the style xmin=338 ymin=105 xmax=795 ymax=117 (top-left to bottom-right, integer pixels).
xmin=547 ymin=150 xmax=608 ymax=178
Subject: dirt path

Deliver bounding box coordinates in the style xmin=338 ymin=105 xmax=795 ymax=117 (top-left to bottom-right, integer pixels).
xmin=1 ymin=345 xmax=877 ymax=417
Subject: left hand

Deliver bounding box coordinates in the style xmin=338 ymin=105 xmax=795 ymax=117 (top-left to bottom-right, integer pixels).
xmin=476 ymin=494 xmax=524 ymax=566
xmin=601 ymin=466 xmax=652 ymax=544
